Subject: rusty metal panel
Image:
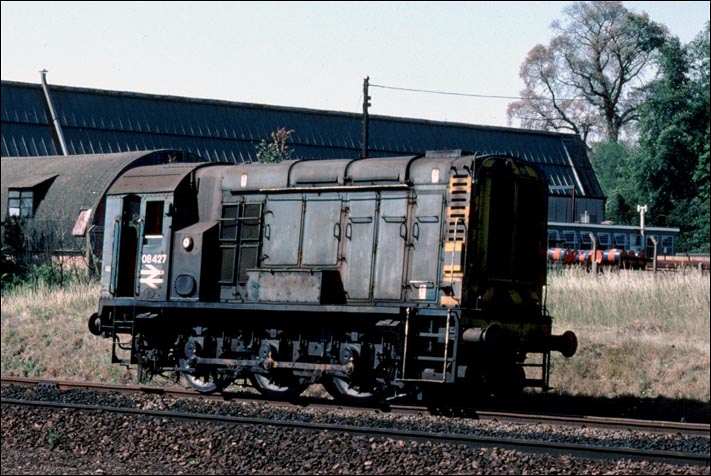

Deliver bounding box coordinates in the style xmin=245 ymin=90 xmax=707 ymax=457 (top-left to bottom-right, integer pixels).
xmin=246 ymin=270 xmax=321 ymax=303
xmin=262 ymin=194 xmax=302 ymax=266
xmin=347 ymin=157 xmax=415 ymax=183
xmin=302 ymin=193 xmax=342 ymax=266
xmin=408 ymin=157 xmax=452 ymax=185
xmin=373 ymin=191 xmax=409 ymax=300
xmin=407 ymin=191 xmax=444 ymax=301
xmin=289 ymin=159 xmax=349 ymax=186
xmin=222 ymin=162 xmax=291 ymax=191
xmin=342 ymin=192 xmax=377 ymax=300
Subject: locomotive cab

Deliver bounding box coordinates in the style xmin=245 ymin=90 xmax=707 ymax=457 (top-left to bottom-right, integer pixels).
xmin=99 ymin=164 xmax=202 ymax=301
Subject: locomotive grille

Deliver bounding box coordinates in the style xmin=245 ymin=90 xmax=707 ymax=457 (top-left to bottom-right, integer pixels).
xmin=441 ymin=174 xmax=472 ymax=305
xmin=446 ymin=175 xmax=471 ymax=243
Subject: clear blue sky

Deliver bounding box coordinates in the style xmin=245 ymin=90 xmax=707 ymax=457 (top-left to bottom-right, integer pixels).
xmin=2 ymin=1 xmax=709 ymax=128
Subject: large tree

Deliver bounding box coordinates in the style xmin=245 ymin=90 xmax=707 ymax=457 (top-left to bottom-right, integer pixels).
xmin=687 ymin=22 xmax=710 ymax=252
xmin=507 ymin=1 xmax=666 ymax=145
xmin=631 ymin=23 xmax=710 ymax=252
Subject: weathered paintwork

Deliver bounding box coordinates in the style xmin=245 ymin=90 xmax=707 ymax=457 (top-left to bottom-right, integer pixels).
xmin=90 ymin=152 xmax=577 ymax=401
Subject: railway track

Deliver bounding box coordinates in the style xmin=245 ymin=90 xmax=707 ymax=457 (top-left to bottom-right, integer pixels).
xmin=2 ymin=376 xmax=709 ymax=437
xmin=6 ymin=394 xmax=711 ymax=468
xmin=2 ymin=393 xmax=708 ymax=468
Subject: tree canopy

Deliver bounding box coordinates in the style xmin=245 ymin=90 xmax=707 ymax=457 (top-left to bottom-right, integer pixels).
xmin=514 ymin=2 xmax=708 ymax=253
xmin=589 ymin=21 xmax=709 ymax=252
xmin=507 ymin=1 xmax=667 ymax=145
xmin=632 ymin=24 xmax=710 ymax=251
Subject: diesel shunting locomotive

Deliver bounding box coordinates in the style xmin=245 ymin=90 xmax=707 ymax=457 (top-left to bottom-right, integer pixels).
xmin=88 ymin=151 xmax=577 ymax=403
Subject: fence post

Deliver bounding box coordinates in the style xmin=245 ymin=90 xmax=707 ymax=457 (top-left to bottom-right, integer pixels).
xmin=650 ymin=236 xmax=658 ymax=274
xmin=589 ymin=232 xmax=598 ymax=278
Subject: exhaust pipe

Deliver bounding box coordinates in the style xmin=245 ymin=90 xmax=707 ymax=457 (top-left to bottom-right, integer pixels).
xmin=40 ymin=69 xmax=69 ymax=156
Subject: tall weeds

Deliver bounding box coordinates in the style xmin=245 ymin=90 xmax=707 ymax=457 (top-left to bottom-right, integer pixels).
xmin=1 ymin=270 xmax=709 ymax=401
xmin=546 ymin=268 xmax=710 ymax=399
xmin=1 ymin=281 xmax=132 ymax=384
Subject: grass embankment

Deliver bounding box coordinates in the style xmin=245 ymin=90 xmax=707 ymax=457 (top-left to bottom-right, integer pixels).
xmin=546 ymin=268 xmax=710 ymax=401
xmin=1 ymin=282 xmax=132 ymax=385
xmin=1 ymin=269 xmax=709 ymax=401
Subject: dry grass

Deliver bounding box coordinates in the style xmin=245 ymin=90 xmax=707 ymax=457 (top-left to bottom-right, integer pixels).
xmin=1 ymin=270 xmax=709 ymax=402
xmin=546 ymin=268 xmax=710 ymax=401
xmin=1 ymin=282 xmax=133 ymax=384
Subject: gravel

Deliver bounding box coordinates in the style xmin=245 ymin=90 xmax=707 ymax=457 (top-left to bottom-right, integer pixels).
xmin=2 ymin=385 xmax=709 ymax=475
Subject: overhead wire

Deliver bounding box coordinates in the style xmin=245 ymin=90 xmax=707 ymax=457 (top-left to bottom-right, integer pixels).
xmin=369 ymin=82 xmax=586 ymax=102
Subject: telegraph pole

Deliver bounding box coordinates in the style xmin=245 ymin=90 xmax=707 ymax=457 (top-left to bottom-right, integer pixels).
xmin=362 ymin=76 xmax=370 ymax=158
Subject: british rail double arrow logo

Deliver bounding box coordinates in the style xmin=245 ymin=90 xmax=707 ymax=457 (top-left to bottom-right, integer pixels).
xmin=140 ymin=264 xmax=165 ymax=289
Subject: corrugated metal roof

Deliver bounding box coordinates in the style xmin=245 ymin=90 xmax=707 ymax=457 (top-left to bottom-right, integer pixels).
xmin=0 ymin=150 xmax=205 ymax=251
xmin=1 ymin=82 xmax=58 ymax=156
xmin=0 ymin=80 xmax=604 ymax=199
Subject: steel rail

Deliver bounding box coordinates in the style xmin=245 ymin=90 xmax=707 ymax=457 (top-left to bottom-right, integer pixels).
xmin=401 ymin=405 xmax=711 ymax=437
xmin=2 ymin=376 xmax=709 ymax=437
xmin=2 ymin=397 xmax=708 ymax=467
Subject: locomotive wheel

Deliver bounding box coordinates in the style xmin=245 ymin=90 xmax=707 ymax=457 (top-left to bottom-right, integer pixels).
xmin=179 ymin=358 xmax=232 ymax=394
xmin=323 ymin=333 xmax=394 ymax=404
xmin=322 ymin=375 xmax=387 ymax=404
xmin=249 ymin=371 xmax=309 ymax=400
xmin=179 ymin=338 xmax=231 ymax=394
xmin=183 ymin=371 xmax=231 ymax=394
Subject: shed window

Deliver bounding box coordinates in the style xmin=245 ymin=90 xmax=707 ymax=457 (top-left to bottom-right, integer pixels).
xmin=562 ymin=230 xmax=578 ymax=248
xmin=614 ymin=233 xmax=628 ymax=247
xmin=8 ymin=189 xmax=34 ymax=217
xmin=597 ymin=232 xmax=611 ymax=247
xmin=580 ymin=232 xmax=593 ymax=249
xmin=661 ymin=236 xmax=674 ymax=254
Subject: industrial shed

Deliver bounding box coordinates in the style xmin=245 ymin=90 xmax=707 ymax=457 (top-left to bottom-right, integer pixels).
xmin=0 ymin=149 xmax=204 ymax=267
xmin=1 ymin=79 xmax=605 ymax=223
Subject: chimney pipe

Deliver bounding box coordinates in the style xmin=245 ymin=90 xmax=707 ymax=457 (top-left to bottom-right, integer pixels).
xmin=40 ymin=69 xmax=69 ymax=156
